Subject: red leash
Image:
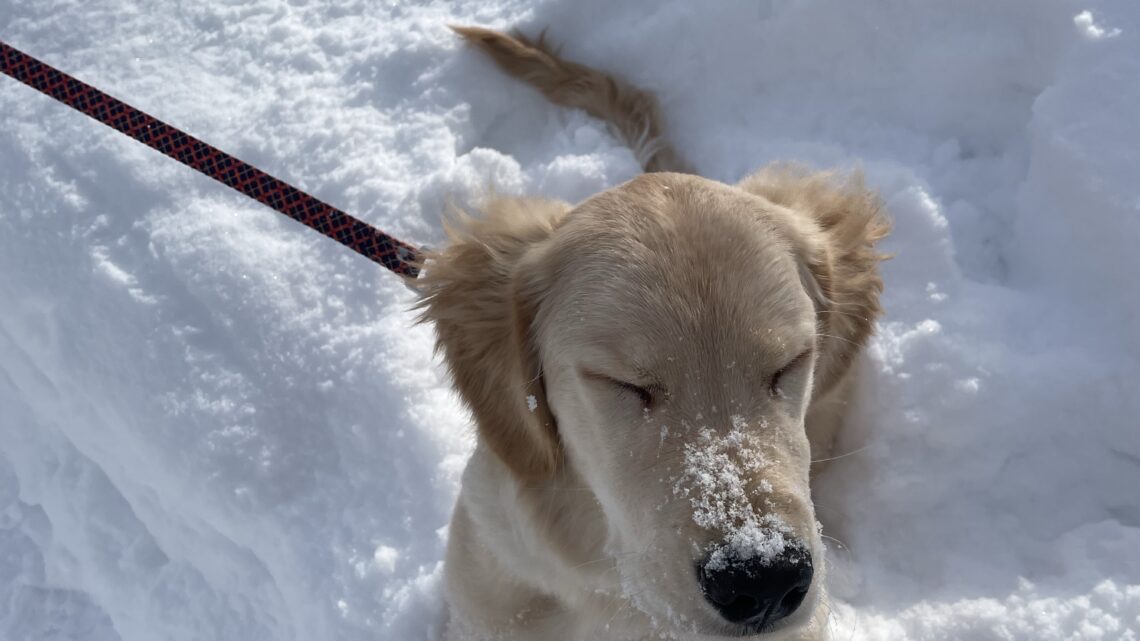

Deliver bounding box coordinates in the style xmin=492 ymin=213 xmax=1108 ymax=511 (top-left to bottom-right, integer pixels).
xmin=1 ymin=41 xmax=421 ymax=279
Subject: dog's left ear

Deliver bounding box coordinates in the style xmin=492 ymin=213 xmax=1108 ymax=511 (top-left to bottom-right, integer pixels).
xmin=739 ymin=166 xmax=891 ymax=398
xmin=416 ymin=197 xmax=568 ymax=481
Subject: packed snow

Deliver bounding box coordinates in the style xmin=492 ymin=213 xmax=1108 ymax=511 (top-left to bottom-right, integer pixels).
xmin=2 ymin=0 xmax=1138 ymax=640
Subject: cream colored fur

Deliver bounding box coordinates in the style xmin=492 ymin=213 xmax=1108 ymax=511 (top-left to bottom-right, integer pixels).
xmin=417 ymin=27 xmax=889 ymax=641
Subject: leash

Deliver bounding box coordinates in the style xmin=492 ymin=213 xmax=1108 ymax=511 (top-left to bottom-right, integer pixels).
xmin=1 ymin=40 xmax=421 ymax=279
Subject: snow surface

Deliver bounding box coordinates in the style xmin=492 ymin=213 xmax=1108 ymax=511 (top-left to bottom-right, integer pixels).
xmin=2 ymin=0 xmax=1139 ymax=639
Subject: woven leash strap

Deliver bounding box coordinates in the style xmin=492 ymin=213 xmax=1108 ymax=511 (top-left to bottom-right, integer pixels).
xmin=1 ymin=40 xmax=421 ymax=278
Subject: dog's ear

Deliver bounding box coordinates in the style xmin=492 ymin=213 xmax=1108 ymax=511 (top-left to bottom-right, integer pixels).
xmin=738 ymin=166 xmax=890 ymax=397
xmin=416 ymin=197 xmax=568 ymax=481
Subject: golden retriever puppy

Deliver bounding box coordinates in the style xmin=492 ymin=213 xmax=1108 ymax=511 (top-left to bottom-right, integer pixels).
xmin=417 ymin=26 xmax=889 ymax=641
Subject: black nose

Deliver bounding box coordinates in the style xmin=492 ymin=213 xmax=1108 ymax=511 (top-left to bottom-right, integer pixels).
xmin=697 ymin=544 xmax=813 ymax=628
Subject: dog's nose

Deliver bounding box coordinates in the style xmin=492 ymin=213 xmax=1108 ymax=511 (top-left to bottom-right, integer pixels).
xmin=697 ymin=545 xmax=813 ymax=627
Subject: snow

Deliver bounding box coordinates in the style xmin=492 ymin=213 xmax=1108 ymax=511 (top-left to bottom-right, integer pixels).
xmin=1 ymin=0 xmax=1138 ymax=640
xmin=673 ymin=417 xmax=792 ymax=572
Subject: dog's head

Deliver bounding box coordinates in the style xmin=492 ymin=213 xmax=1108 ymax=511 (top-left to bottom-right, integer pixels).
xmin=420 ymin=171 xmax=886 ymax=638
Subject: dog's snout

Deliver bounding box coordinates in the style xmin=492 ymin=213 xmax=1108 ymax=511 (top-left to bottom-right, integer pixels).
xmin=697 ymin=545 xmax=813 ymax=628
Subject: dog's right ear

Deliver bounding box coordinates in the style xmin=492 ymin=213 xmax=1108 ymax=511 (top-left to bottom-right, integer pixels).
xmin=416 ymin=197 xmax=569 ymax=481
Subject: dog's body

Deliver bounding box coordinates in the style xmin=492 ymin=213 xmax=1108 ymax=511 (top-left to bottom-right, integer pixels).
xmin=420 ymin=28 xmax=889 ymax=641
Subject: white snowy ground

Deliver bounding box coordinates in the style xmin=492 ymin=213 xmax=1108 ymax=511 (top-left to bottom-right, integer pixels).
xmin=1 ymin=0 xmax=1138 ymax=639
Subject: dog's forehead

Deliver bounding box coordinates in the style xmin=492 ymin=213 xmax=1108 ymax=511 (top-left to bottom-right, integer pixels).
xmin=541 ymin=175 xmax=816 ymax=365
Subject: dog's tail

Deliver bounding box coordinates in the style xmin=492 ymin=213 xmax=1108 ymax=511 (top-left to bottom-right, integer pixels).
xmin=451 ymin=25 xmax=690 ymax=174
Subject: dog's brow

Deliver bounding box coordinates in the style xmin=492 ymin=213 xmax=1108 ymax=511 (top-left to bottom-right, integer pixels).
xmin=633 ymin=366 xmax=658 ymax=384
xmin=753 ymin=326 xmax=816 ymax=353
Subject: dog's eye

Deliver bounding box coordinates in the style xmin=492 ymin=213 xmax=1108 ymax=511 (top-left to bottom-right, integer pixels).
xmin=581 ymin=368 xmax=660 ymax=409
xmin=770 ymin=349 xmax=813 ymax=397
xmin=611 ymin=379 xmax=655 ymax=408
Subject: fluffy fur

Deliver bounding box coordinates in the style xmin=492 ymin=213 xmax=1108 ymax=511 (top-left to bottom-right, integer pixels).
xmin=417 ymin=26 xmax=889 ymax=641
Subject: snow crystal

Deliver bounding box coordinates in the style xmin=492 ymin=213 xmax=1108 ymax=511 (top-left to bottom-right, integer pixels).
xmin=703 ymin=516 xmax=793 ymax=573
xmin=526 ymin=395 xmax=538 ymax=413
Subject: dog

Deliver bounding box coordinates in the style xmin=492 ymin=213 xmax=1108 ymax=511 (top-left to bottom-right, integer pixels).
xmin=416 ymin=26 xmax=889 ymax=641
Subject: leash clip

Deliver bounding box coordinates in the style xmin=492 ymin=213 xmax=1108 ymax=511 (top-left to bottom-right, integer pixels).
xmin=402 ymin=245 xmax=429 ymax=295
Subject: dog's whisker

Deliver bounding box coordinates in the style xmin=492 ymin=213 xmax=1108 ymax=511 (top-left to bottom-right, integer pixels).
xmin=811 ymin=443 xmax=870 ymax=463
xmin=602 ymin=597 xmax=633 ymax=629
xmin=821 ymin=533 xmax=851 ymax=552
xmin=567 ymin=550 xmax=638 ymax=571
xmin=604 ymin=581 xmax=661 ymax=629
xmin=816 ymin=309 xmax=873 ymax=323
xmin=814 ymin=332 xmax=865 ymax=348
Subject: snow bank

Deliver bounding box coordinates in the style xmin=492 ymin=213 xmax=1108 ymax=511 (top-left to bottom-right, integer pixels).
xmin=1 ymin=0 xmax=1137 ymax=639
